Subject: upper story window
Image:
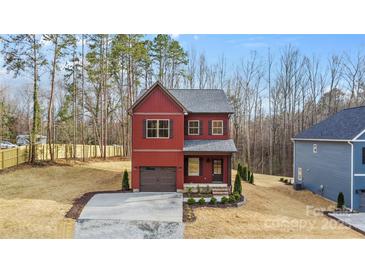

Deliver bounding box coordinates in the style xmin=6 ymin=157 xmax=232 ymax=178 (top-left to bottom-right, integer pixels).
xmin=362 ymin=147 xmax=365 ymax=164
xmin=146 ymin=119 xmax=170 ymax=138
xmin=188 ymin=120 xmax=200 ymax=135
xmin=313 ymin=144 xmax=317 ymax=154
xmin=212 ymin=120 xmax=223 ymax=135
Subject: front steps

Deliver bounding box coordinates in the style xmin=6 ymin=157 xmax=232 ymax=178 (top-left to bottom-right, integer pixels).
xmin=184 ymin=183 xmax=230 ymax=196
xmin=212 ymin=186 xmax=230 ymax=196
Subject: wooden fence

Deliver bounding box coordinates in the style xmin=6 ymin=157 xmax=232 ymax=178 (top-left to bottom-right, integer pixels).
xmin=0 ymin=144 xmax=124 ymax=170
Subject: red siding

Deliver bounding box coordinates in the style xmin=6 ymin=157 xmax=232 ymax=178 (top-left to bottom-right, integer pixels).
xmin=134 ymin=86 xmax=183 ymax=113
xmin=185 ymin=113 xmax=230 ymax=140
xmin=184 ymin=155 xmax=229 ymax=184
xmin=132 ymin=84 xmax=185 ymax=190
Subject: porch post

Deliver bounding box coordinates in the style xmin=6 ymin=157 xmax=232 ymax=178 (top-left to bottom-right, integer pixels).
xmin=228 ymin=155 xmax=232 ymax=187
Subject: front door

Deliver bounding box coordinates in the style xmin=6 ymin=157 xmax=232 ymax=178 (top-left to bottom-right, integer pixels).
xmin=212 ymin=159 xmax=223 ymax=182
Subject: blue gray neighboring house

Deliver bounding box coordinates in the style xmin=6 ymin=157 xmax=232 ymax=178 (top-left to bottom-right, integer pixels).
xmin=293 ymin=106 xmax=365 ymax=211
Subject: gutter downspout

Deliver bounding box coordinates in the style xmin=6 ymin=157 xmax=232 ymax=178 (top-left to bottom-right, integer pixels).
xmin=292 ymin=139 xmax=295 ymax=181
xmin=347 ymin=141 xmax=354 ymax=211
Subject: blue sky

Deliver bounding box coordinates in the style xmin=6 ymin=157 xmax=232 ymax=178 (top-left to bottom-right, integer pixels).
xmin=170 ymin=34 xmax=365 ymax=66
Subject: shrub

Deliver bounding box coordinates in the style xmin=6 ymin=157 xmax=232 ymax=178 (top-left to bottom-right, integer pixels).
xmin=221 ymin=196 xmax=228 ymax=204
xmin=187 ymin=187 xmax=193 ymax=197
xmin=209 ymin=197 xmax=217 ymax=205
xmin=337 ymin=192 xmax=345 ymax=209
xmin=187 ymin=197 xmax=196 ymax=205
xmin=204 ymin=185 xmax=211 ymax=194
xmin=233 ymin=192 xmax=241 ymax=201
xmin=249 ymin=173 xmax=254 ymax=184
xmin=237 ymin=163 xmax=243 ymax=178
xmin=284 ymin=179 xmax=289 ymax=184
xmin=197 ymin=185 xmax=201 ymax=194
xmin=242 ymin=166 xmax=247 ymax=181
xmin=228 ymin=195 xmax=236 ymax=203
xmin=279 ymin=178 xmax=284 ymax=182
xmin=122 ymin=170 xmax=130 ymax=191
xmin=233 ymin=173 xmax=242 ymax=195
xmin=198 ymin=197 xmax=206 ymax=205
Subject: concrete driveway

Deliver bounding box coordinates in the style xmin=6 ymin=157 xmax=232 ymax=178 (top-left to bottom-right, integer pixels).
xmin=328 ymin=212 xmax=365 ymax=234
xmin=74 ymin=192 xmax=183 ymax=239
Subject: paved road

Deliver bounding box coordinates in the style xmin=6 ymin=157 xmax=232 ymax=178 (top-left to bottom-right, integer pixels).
xmin=74 ymin=192 xmax=183 ymax=239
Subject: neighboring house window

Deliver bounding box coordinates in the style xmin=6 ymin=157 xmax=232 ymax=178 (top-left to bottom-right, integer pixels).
xmin=298 ymin=167 xmax=302 ymax=181
xmin=212 ymin=120 xmax=223 ymax=135
xmin=188 ymin=120 xmax=200 ymax=135
xmin=313 ymin=144 xmax=317 ymax=154
xmin=188 ymin=157 xmax=200 ymax=176
xmin=363 ymin=147 xmax=365 ymax=164
xmin=146 ymin=119 xmax=169 ymax=138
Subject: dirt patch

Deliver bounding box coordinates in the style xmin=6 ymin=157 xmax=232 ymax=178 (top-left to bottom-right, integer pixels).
xmin=183 ymin=205 xmax=196 ymax=223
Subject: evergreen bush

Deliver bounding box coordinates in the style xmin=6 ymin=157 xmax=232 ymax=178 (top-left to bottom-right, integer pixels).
xmin=209 ymin=197 xmax=217 ymax=205
xmin=187 ymin=197 xmax=196 ymax=205
xmin=337 ymin=192 xmax=345 ymax=209
xmin=233 ymin=173 xmax=242 ymax=195
xmin=122 ymin=170 xmax=130 ymax=191
xmin=249 ymin=173 xmax=254 ymax=184
xmin=198 ymin=197 xmax=206 ymax=205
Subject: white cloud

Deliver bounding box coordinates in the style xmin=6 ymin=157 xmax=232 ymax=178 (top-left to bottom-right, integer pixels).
xmin=171 ymin=34 xmax=180 ymax=39
xmin=193 ymin=35 xmax=199 ymax=40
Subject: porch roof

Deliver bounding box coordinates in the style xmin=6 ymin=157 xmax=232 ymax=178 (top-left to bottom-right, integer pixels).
xmin=183 ymin=139 xmax=237 ymax=153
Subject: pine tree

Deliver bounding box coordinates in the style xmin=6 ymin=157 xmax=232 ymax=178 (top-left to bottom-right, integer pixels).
xmin=233 ymin=173 xmax=242 ymax=195
xmin=337 ymin=192 xmax=344 ymax=209
xmin=122 ymin=170 xmax=130 ymax=191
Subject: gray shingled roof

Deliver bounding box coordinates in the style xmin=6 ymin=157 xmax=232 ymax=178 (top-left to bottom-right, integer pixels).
xmin=294 ymin=106 xmax=365 ymax=140
xmin=170 ymin=89 xmax=234 ymax=113
xmin=183 ymin=139 xmax=237 ymax=152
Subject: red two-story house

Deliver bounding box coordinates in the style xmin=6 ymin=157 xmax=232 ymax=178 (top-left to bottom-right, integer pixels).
xmin=129 ymin=81 xmax=237 ymax=193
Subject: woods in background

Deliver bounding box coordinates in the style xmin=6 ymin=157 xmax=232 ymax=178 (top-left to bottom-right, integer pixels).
xmin=0 ymin=34 xmax=364 ymax=176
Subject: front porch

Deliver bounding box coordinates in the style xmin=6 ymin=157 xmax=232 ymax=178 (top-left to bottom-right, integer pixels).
xmin=183 ymin=154 xmax=232 ymax=195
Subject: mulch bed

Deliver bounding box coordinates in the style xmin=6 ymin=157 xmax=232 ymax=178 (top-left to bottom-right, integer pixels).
xmin=184 ymin=196 xmax=245 ymax=209
xmin=65 ymin=189 xmax=132 ymax=219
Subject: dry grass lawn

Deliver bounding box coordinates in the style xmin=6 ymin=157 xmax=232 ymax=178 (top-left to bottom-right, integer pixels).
xmin=0 ymin=159 xmax=129 ymax=239
xmin=1 ymin=159 xmax=362 ymax=239
xmin=184 ymin=171 xmax=363 ymax=238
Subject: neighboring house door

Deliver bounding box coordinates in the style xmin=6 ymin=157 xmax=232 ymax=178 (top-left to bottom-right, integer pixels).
xmin=140 ymin=167 xmax=176 ymax=192
xmin=212 ymin=159 xmax=223 ymax=182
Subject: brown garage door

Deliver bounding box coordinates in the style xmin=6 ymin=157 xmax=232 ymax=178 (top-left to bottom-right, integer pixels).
xmin=140 ymin=167 xmax=176 ymax=192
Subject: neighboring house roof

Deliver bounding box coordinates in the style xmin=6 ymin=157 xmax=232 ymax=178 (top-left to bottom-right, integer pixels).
xmin=170 ymin=89 xmax=234 ymax=113
xmin=294 ymin=106 xmax=365 ymax=140
xmin=183 ymin=139 xmax=237 ymax=153
xmin=131 ymin=81 xmax=233 ymax=114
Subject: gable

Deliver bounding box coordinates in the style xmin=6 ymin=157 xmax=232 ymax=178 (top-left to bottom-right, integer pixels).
xmin=133 ymin=85 xmax=185 ymax=113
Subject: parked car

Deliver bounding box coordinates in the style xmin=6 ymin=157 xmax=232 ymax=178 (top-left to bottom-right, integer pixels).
xmin=0 ymin=141 xmax=17 ymax=149
xmin=16 ymin=134 xmax=47 ymax=146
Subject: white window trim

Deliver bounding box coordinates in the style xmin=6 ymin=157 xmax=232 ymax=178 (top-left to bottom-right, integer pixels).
xmin=188 ymin=157 xmax=200 ymax=176
xmin=146 ymin=119 xmax=170 ymax=139
xmin=212 ymin=120 xmax=223 ymax=135
xmin=188 ymin=120 xmax=200 ymax=135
